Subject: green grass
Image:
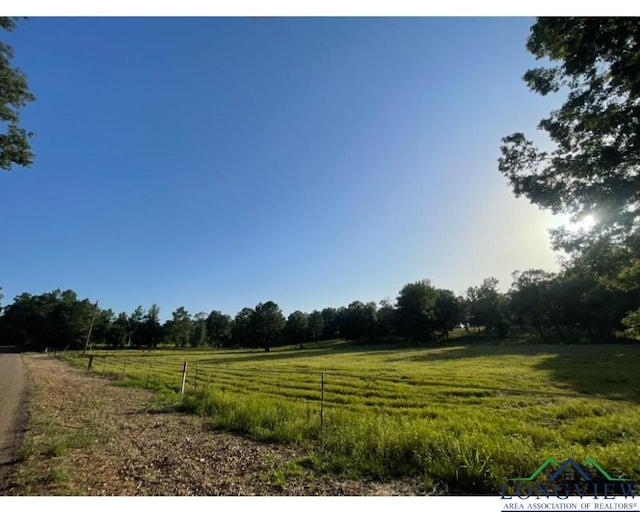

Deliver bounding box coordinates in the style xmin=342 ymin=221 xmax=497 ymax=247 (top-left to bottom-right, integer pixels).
xmin=63 ymin=338 xmax=640 ymax=493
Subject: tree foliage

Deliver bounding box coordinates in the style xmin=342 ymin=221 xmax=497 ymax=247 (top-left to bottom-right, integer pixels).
xmin=285 ymin=310 xmax=308 ymax=344
xmin=253 ymin=301 xmax=285 ymax=352
xmin=164 ymin=306 xmax=193 ymax=348
xmin=499 ymin=18 xmax=640 ymax=256
xmin=498 ymin=18 xmax=640 ymax=339
xmin=0 ymin=289 xmax=93 ymax=350
xmin=396 ymin=280 xmax=437 ymax=341
xmin=206 ymin=310 xmax=232 ymax=347
xmin=465 ymin=278 xmax=511 ymax=337
xmin=0 ymin=17 xmax=35 ymax=171
xmin=307 ymin=310 xmax=324 ymax=342
xmin=138 ymin=304 xmax=162 ymax=348
xmin=433 ymin=289 xmax=461 ymax=339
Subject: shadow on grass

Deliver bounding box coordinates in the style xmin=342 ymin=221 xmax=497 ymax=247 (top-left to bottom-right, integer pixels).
xmin=195 ymin=342 xmax=407 ymax=365
xmin=85 ymin=337 xmax=640 ymax=403
xmin=404 ymin=339 xmax=640 ymax=402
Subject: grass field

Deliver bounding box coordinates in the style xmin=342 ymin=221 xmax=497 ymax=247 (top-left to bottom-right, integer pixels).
xmin=62 ymin=338 xmax=640 ymax=494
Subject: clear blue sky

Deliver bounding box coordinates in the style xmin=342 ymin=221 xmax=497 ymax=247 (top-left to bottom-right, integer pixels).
xmin=1 ymin=17 xmax=567 ymax=320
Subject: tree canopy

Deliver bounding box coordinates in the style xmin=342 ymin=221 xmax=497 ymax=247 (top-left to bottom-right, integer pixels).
xmin=499 ymin=17 xmax=640 ymax=335
xmin=499 ymin=18 xmax=640 ymax=255
xmin=0 ymin=17 xmax=34 ymax=171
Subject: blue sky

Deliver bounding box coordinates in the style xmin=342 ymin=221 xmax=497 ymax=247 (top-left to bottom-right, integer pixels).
xmin=1 ymin=17 xmax=568 ymax=319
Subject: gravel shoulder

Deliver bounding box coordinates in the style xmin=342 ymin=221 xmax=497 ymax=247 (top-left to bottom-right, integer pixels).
xmin=1 ymin=354 xmax=423 ymax=496
xmin=0 ymin=347 xmax=28 ymax=485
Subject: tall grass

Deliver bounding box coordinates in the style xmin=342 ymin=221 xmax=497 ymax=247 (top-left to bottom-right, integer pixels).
xmin=62 ymin=340 xmax=640 ymax=493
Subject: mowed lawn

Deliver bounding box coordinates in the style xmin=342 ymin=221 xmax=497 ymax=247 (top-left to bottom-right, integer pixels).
xmin=63 ymin=340 xmax=640 ymax=493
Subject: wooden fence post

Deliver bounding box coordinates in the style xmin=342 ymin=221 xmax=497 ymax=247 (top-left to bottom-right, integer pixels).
xmin=194 ymin=363 xmax=198 ymax=390
xmin=180 ymin=361 xmax=188 ymax=399
xmin=121 ymin=359 xmax=127 ymax=379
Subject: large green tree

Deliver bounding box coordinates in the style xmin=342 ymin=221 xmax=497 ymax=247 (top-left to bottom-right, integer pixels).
xmin=338 ymin=301 xmax=377 ymax=342
xmin=320 ymin=307 xmax=339 ymax=339
xmin=191 ymin=311 xmax=208 ymax=347
xmin=395 ymin=280 xmax=437 ymax=341
xmin=206 ymin=310 xmax=232 ymax=347
xmin=285 ymin=310 xmax=308 ymax=344
xmin=232 ymin=307 xmax=256 ymax=347
xmin=499 ymin=18 xmax=640 ymax=256
xmin=253 ymin=301 xmax=285 ymax=352
xmin=138 ymin=304 xmax=162 ymax=348
xmin=465 ymin=278 xmax=511 ymax=337
xmin=307 ymin=310 xmax=324 ymax=342
xmin=0 ymin=17 xmax=35 ymax=171
xmin=164 ymin=306 xmax=193 ymax=348
xmin=0 ymin=289 xmax=95 ymax=350
xmin=509 ymin=269 xmax=558 ymax=340
xmin=433 ymin=289 xmax=461 ymax=340
xmin=499 ymin=18 xmax=640 ymax=338
xmin=127 ymin=305 xmax=145 ymax=347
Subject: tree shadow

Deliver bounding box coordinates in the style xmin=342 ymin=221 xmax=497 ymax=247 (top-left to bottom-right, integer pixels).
xmin=403 ymin=339 xmax=640 ymax=402
xmin=195 ymin=342 xmax=402 ymax=365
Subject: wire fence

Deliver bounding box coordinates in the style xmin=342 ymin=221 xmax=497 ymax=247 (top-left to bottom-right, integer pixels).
xmin=54 ymin=350 xmax=449 ymax=431
xmin=69 ymin=353 xmax=338 ymax=428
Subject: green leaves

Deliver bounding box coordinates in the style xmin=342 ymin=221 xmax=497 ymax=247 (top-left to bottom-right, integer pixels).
xmin=500 ymin=18 xmax=640 ymax=261
xmin=0 ymin=17 xmax=35 ymax=171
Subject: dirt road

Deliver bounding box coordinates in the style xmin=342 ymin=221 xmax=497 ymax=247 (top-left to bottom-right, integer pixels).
xmin=0 ymin=346 xmax=27 ymax=480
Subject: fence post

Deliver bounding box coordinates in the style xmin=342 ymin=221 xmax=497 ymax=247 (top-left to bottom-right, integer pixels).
xmin=194 ymin=363 xmax=198 ymax=390
xmin=320 ymin=371 xmax=325 ymax=428
xmin=121 ymin=359 xmax=127 ymax=379
xmin=87 ymin=355 xmax=94 ymax=372
xmin=145 ymin=362 xmax=152 ymax=388
xmin=180 ymin=361 xmax=188 ymax=399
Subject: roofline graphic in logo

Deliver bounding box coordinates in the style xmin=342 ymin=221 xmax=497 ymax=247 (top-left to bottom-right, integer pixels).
xmin=582 ymin=458 xmax=630 ymax=482
xmin=510 ymin=457 xmax=632 ymax=482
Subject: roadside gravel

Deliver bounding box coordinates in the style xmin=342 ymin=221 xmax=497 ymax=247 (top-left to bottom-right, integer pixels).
xmin=1 ymin=354 xmax=423 ymax=496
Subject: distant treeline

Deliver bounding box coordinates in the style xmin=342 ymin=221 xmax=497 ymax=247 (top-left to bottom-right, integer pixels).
xmin=2 ymin=265 xmax=639 ymax=352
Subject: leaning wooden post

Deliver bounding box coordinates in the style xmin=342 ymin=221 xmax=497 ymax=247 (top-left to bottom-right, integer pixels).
xmin=82 ymin=300 xmax=99 ymax=357
xmin=180 ymin=361 xmax=188 ymax=399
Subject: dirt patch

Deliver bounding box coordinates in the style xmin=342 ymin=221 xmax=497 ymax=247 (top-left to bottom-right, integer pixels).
xmin=1 ymin=355 xmax=424 ymax=496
